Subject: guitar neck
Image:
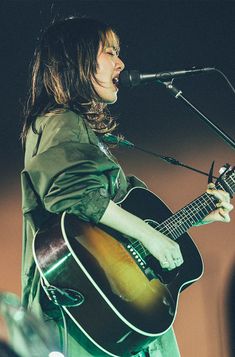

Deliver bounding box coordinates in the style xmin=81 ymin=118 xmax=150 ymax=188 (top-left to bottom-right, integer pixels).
xmin=126 ymin=191 xmax=218 ymax=261
xmin=130 ymin=168 xmax=234 ymax=260
xmin=156 ymin=170 xmax=235 ymax=241
xmin=157 ymin=192 xmax=217 ymax=240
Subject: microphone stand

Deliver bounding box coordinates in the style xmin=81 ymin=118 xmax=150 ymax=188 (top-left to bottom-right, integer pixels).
xmin=159 ymin=80 xmax=235 ymax=150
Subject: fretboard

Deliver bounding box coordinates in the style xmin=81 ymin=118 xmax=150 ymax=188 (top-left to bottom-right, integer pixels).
xmin=127 ymin=167 xmax=235 ymax=260
xmin=157 ymin=192 xmax=217 ymax=240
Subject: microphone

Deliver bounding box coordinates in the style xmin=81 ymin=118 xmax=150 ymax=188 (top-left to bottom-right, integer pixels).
xmin=102 ymin=133 xmax=134 ymax=148
xmin=119 ymin=67 xmax=215 ymax=87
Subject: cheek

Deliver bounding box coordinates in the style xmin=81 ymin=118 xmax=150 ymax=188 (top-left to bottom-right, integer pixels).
xmin=96 ymin=56 xmax=114 ymax=76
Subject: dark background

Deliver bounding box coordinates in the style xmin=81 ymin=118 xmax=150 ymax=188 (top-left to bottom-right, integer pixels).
xmin=0 ymin=1 xmax=234 ymax=356
xmin=1 ymin=0 xmax=235 ymax=178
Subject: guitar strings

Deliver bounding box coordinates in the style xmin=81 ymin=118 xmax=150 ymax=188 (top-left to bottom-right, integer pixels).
xmin=154 ymin=193 xmax=217 ymax=240
xmin=126 ymin=192 xmax=218 ymax=258
xmin=125 ymin=172 xmax=234 ymax=258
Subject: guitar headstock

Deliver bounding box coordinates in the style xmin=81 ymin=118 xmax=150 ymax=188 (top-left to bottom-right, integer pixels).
xmin=216 ymin=164 xmax=235 ymax=198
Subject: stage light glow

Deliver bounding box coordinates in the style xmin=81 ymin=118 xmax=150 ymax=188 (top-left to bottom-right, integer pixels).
xmin=48 ymin=352 xmax=65 ymax=357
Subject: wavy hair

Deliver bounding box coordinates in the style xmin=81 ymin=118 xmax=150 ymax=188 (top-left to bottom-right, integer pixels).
xmin=22 ymin=17 xmax=120 ymax=142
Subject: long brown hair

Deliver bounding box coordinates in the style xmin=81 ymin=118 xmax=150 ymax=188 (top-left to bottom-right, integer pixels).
xmin=22 ymin=17 xmax=120 ymax=142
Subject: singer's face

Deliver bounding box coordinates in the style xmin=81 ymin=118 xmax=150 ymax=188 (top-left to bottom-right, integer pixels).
xmin=93 ymin=33 xmax=125 ymax=104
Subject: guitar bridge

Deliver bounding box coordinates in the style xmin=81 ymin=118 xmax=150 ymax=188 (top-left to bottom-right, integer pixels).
xmin=126 ymin=244 xmax=146 ymax=269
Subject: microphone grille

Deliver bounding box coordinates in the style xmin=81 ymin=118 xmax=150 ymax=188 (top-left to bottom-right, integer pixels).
xmin=119 ymin=70 xmax=140 ymax=88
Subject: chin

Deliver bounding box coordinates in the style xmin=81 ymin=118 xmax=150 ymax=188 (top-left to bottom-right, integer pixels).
xmin=103 ymin=95 xmax=118 ymax=104
xmin=108 ymin=97 xmax=118 ymax=104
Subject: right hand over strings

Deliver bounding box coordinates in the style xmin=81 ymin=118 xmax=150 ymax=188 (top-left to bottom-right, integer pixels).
xmin=100 ymin=200 xmax=184 ymax=271
xmin=142 ymin=230 xmax=184 ymax=270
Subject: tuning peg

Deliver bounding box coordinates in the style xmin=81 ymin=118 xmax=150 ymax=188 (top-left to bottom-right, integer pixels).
xmin=219 ymin=163 xmax=231 ymax=176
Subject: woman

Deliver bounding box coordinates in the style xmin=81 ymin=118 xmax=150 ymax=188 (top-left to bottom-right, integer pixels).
xmin=21 ymin=17 xmax=233 ymax=357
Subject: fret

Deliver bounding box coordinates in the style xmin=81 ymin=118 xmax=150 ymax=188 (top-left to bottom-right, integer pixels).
xmin=230 ymin=176 xmax=235 ymax=186
xmin=218 ymin=180 xmax=233 ymax=197
xmin=157 ymin=193 xmax=217 ymax=240
xmin=157 ymin=167 xmax=234 ymax=241
xmin=216 ymin=182 xmax=225 ymax=191
xmin=160 ymin=220 xmax=180 ymax=239
xmin=127 ymin=168 xmax=234 ymax=260
xmin=217 ymin=170 xmax=235 ymax=196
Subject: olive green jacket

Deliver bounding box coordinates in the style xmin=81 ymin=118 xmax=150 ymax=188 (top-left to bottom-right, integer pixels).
xmin=21 ymin=110 xmax=145 ymax=318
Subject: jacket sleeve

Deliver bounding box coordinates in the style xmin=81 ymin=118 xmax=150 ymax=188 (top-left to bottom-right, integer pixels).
xmin=23 ymin=112 xmax=120 ymax=223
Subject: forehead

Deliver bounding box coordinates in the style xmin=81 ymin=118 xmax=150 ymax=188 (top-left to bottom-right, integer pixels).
xmin=101 ymin=29 xmax=120 ymax=52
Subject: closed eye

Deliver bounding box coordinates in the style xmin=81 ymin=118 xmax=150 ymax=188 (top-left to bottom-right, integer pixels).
xmin=105 ymin=46 xmax=119 ymax=57
xmin=107 ymin=51 xmax=116 ymax=57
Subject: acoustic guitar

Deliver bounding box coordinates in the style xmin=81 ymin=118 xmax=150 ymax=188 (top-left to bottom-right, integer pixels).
xmin=33 ymin=165 xmax=234 ymax=356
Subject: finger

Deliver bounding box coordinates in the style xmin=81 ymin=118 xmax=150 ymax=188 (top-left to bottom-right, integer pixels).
xmin=160 ymin=252 xmax=175 ymax=271
xmin=170 ymin=245 xmax=184 ymax=268
xmin=173 ymin=244 xmax=184 ymax=264
xmin=218 ymin=208 xmax=231 ymax=222
xmin=173 ymin=257 xmax=184 ymax=267
xmin=161 ymin=260 xmax=170 ymax=270
xmin=216 ymin=201 xmax=234 ymax=212
xmin=167 ymin=251 xmax=183 ymax=270
xmin=207 ymin=188 xmax=230 ymax=203
xmin=207 ymin=183 xmax=215 ymax=189
xmin=161 ymin=256 xmax=184 ymax=270
xmin=172 ymin=254 xmax=184 ymax=266
xmin=210 ymin=208 xmax=231 ymax=222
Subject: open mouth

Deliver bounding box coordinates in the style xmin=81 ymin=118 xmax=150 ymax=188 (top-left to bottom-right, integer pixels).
xmin=112 ymin=77 xmax=119 ymax=88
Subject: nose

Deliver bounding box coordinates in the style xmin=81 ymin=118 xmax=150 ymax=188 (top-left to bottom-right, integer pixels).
xmin=116 ymin=57 xmax=125 ymax=72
